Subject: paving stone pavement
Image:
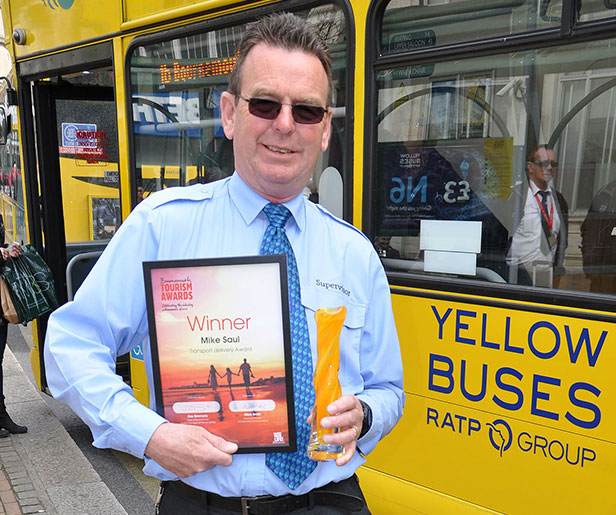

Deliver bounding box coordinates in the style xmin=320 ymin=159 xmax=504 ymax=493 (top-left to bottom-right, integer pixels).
xmin=0 ymin=344 xmax=128 ymax=515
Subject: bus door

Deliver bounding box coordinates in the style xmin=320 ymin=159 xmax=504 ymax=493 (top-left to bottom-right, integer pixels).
xmin=17 ymin=42 xmax=125 ymax=390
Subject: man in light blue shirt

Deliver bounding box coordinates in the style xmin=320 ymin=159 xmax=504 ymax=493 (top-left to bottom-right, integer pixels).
xmin=44 ymin=12 xmax=404 ymax=514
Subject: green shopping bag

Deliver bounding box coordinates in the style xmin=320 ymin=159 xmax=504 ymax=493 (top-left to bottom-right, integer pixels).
xmin=0 ymin=245 xmax=58 ymax=325
xmin=19 ymin=245 xmax=59 ymax=311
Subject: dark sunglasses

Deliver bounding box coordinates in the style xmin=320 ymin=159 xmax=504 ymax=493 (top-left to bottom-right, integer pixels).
xmin=237 ymin=95 xmax=327 ymax=124
xmin=532 ymin=160 xmax=558 ymax=168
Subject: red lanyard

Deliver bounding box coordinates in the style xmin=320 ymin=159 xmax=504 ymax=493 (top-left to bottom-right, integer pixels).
xmin=534 ymin=191 xmax=554 ymax=231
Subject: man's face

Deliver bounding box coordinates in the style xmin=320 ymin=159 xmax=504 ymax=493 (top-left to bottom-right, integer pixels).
xmin=527 ymin=148 xmax=556 ymax=190
xmin=376 ymin=236 xmax=391 ymax=248
xmin=220 ymin=44 xmax=332 ymax=203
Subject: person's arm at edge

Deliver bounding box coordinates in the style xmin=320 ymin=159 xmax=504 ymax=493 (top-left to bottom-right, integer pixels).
xmin=44 ymin=203 xmax=165 ymax=459
xmin=44 ymin=199 xmax=239 ymax=475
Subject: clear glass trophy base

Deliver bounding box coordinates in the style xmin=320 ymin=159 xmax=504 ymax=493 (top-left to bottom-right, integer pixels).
xmin=307 ymin=432 xmax=344 ymax=461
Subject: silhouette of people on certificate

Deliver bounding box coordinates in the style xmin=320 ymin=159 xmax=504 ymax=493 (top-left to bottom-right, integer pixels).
xmin=238 ymin=358 xmax=255 ymax=397
xmin=224 ymin=367 xmax=238 ymax=387
xmin=207 ymin=364 xmax=223 ymax=392
xmin=238 ymin=359 xmax=254 ymax=386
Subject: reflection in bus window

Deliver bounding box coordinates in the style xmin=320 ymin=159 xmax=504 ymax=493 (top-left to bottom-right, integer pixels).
xmin=374 ymin=33 xmax=616 ymax=294
xmin=381 ymin=0 xmax=560 ymax=54
xmin=0 ymin=112 xmax=26 ymax=244
xmin=91 ymin=197 xmax=120 ymax=240
xmin=128 ymin=6 xmax=348 ymax=208
xmin=581 ymin=180 xmax=616 ymax=293
xmin=579 ymin=0 xmax=616 ymax=22
xmin=374 ymin=235 xmax=401 ymax=258
xmin=506 ymin=145 xmax=568 ymax=287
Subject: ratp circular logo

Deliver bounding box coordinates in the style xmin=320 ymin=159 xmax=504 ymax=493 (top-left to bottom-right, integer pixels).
xmin=41 ymin=0 xmax=75 ymax=9
xmin=62 ymin=124 xmax=78 ymax=144
xmin=487 ymin=419 xmax=513 ymax=457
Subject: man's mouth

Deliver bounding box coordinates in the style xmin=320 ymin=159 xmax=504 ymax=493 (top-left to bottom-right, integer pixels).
xmin=265 ymin=144 xmax=293 ymax=154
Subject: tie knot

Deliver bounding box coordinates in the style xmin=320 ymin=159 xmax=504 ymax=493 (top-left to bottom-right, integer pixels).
xmin=537 ymin=190 xmax=550 ymax=201
xmin=263 ymin=203 xmax=291 ymax=228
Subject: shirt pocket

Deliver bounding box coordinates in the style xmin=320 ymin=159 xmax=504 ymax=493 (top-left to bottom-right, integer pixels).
xmin=301 ymin=286 xmax=366 ymax=392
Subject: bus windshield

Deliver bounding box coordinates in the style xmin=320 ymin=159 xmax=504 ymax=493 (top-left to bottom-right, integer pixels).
xmin=128 ymin=5 xmax=348 ymax=216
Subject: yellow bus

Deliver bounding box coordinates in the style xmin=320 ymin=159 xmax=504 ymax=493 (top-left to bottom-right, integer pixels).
xmin=1 ymin=0 xmax=615 ymax=512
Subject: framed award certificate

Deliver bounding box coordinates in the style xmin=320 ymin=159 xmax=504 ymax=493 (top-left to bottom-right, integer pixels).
xmin=143 ymin=255 xmax=296 ymax=454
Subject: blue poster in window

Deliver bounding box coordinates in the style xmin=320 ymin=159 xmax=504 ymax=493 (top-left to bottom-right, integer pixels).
xmin=132 ymin=92 xmax=203 ymax=138
xmin=62 ymin=123 xmax=97 ymax=148
xmin=376 ymin=140 xmax=500 ymax=235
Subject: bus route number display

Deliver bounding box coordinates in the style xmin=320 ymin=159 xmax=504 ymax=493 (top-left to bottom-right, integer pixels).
xmin=376 ymin=138 xmax=513 ymax=235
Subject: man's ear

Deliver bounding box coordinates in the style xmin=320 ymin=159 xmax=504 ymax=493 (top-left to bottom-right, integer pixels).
xmin=320 ymin=107 xmax=333 ymax=152
xmin=220 ymin=91 xmax=236 ymax=140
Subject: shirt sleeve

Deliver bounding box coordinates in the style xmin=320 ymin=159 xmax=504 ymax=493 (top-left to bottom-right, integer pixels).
xmin=44 ymin=203 xmax=166 ymax=458
xmin=356 ymin=251 xmax=405 ymax=455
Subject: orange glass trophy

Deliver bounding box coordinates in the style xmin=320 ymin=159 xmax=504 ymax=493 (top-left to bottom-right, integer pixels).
xmin=307 ymin=306 xmax=346 ymax=461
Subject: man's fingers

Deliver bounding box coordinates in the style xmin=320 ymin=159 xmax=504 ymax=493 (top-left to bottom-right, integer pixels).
xmin=321 ymin=396 xmax=363 ymax=431
xmin=204 ymin=432 xmax=239 ymax=465
xmin=146 ymin=423 xmax=238 ymax=477
xmin=326 ymin=395 xmax=357 ymax=416
xmin=336 ymin=440 xmax=356 ymax=467
xmin=313 ymin=395 xmax=365 ymax=466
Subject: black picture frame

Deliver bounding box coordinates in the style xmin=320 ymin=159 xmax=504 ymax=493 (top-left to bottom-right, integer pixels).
xmin=143 ymin=255 xmax=296 ymax=454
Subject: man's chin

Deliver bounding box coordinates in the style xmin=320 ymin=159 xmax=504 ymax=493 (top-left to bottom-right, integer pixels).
xmin=258 ymin=176 xmax=306 ymax=202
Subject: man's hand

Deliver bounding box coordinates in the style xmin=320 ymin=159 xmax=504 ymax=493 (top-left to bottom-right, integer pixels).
xmin=145 ymin=422 xmax=238 ymax=478
xmin=308 ymin=394 xmax=364 ymax=467
xmin=8 ymin=243 xmax=21 ymax=258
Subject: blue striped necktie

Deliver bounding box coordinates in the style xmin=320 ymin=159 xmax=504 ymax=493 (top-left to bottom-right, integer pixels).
xmin=261 ymin=203 xmax=316 ymax=489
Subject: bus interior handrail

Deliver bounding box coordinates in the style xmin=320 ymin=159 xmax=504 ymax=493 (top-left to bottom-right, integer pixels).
xmin=66 ymin=251 xmax=103 ymax=301
xmin=381 ymin=257 xmax=507 ymax=283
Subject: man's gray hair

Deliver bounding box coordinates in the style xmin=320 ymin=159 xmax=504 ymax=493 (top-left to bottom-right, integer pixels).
xmin=227 ymin=12 xmax=333 ymax=106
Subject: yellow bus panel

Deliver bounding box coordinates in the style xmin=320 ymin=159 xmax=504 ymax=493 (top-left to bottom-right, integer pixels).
xmin=60 ymin=156 xmax=119 ymax=242
xmin=357 ymin=467 xmax=501 ymax=515
xmin=129 ymin=344 xmax=150 ymax=407
xmin=5 ymin=0 xmax=121 ymax=57
xmin=360 ymin=290 xmax=615 ymax=514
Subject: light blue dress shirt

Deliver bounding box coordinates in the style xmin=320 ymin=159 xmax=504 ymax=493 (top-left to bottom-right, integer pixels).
xmin=44 ymin=172 xmax=404 ymax=497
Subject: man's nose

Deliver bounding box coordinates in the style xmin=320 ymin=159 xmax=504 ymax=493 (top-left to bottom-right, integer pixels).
xmin=272 ymin=105 xmax=295 ymax=132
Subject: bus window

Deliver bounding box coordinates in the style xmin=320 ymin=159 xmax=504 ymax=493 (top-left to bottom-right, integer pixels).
xmin=0 ymin=107 xmax=25 ymax=245
xmin=53 ymin=69 xmax=121 ymax=243
xmin=579 ymin=0 xmax=616 ymax=22
xmin=128 ymin=5 xmax=348 ymax=212
xmin=381 ymin=0 xmax=560 ymax=54
xmin=373 ymin=27 xmax=616 ymax=293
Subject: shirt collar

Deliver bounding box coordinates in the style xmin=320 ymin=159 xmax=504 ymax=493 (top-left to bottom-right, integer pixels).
xmin=228 ymin=172 xmax=306 ymax=231
xmin=529 ymin=180 xmax=552 ymax=196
